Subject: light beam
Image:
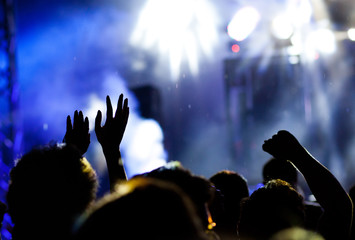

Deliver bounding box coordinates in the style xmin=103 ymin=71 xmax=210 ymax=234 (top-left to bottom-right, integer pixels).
xmin=130 ymin=0 xmax=219 ymax=80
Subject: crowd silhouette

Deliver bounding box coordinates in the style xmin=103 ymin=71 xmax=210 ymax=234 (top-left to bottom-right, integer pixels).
xmin=0 ymin=93 xmax=353 ymax=240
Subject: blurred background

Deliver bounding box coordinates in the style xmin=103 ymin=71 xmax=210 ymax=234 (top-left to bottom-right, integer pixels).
xmin=1 ymin=0 xmax=355 ymax=237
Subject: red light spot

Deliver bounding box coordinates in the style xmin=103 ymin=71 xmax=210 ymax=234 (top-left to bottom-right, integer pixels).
xmin=232 ymin=44 xmax=240 ymax=53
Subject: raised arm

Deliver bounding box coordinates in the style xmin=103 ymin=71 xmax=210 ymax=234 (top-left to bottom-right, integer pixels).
xmin=262 ymin=130 xmax=353 ymax=240
xmin=95 ymin=94 xmax=129 ymax=191
xmin=63 ymin=110 xmax=90 ymax=155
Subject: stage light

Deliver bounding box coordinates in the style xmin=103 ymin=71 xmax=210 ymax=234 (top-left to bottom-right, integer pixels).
xmin=271 ymin=15 xmax=294 ymax=40
xmin=348 ymin=28 xmax=355 ymax=41
xmin=289 ymin=0 xmax=312 ymax=26
xmin=287 ymin=45 xmax=302 ymax=56
xmin=231 ymin=44 xmax=240 ymax=53
xmin=227 ymin=6 xmax=260 ymax=42
xmin=130 ymin=0 xmax=219 ymax=80
xmin=307 ymin=28 xmax=336 ymax=55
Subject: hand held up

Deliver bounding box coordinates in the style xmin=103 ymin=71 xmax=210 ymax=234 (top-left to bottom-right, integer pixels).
xmin=63 ymin=110 xmax=90 ymax=155
xmin=95 ymin=94 xmax=129 ymax=186
xmin=262 ymin=130 xmax=306 ymax=161
xmin=95 ymin=94 xmax=129 ymax=152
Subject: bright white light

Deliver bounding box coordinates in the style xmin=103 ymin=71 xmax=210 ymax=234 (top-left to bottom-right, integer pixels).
xmin=271 ymin=15 xmax=294 ymax=40
xmin=288 ymin=56 xmax=300 ymax=65
xmin=130 ymin=0 xmax=219 ymax=80
xmin=307 ymin=28 xmax=336 ymax=55
xmin=227 ymin=6 xmax=260 ymax=42
xmin=123 ymin=117 xmax=167 ymax=178
xmin=287 ymin=45 xmax=302 ymax=56
xmin=290 ymin=33 xmax=303 ymax=48
xmin=348 ymin=28 xmax=355 ymax=41
xmin=289 ymin=0 xmax=313 ymax=26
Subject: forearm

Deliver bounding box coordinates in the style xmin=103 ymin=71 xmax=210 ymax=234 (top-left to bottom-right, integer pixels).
xmin=263 ymin=130 xmax=353 ymax=239
xmin=291 ymin=149 xmax=350 ymax=209
xmin=102 ymin=147 xmax=127 ymax=192
xmin=290 ymin=149 xmax=353 ymax=237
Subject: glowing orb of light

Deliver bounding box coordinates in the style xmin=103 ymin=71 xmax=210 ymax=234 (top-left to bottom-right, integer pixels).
xmin=348 ymin=28 xmax=355 ymax=41
xmin=130 ymin=0 xmax=219 ymax=80
xmin=307 ymin=28 xmax=336 ymax=55
xmin=271 ymin=15 xmax=294 ymax=40
xmin=231 ymin=44 xmax=240 ymax=53
xmin=227 ymin=6 xmax=260 ymax=42
xmin=289 ymin=0 xmax=313 ymax=26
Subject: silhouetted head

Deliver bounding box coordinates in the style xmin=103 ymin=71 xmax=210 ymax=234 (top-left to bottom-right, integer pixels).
xmin=270 ymin=227 xmax=324 ymax=240
xmin=349 ymin=184 xmax=355 ymax=201
xmin=209 ymin=170 xmax=249 ymax=236
xmin=140 ymin=161 xmax=215 ymax=230
xmin=263 ymin=158 xmax=298 ymax=188
xmin=238 ymin=179 xmax=305 ymax=240
xmin=74 ymin=177 xmax=208 ymax=240
xmin=7 ymin=144 xmax=98 ymax=240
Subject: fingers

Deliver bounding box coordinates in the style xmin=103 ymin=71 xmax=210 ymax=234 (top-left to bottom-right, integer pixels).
xmin=73 ymin=110 xmax=79 ymax=129
xmin=96 ymin=94 xmax=129 ymax=133
xmin=66 ymin=115 xmax=72 ymax=132
xmin=119 ymin=97 xmax=129 ymax=130
xmin=114 ymin=94 xmax=129 ymax=124
xmin=85 ymin=117 xmax=89 ymax=131
xmin=123 ymin=97 xmax=128 ymax=110
xmin=106 ymin=95 xmax=113 ymax=121
xmin=115 ymin=94 xmax=123 ymax=118
xmin=95 ymin=110 xmax=102 ymax=133
xmin=272 ymin=130 xmax=293 ymax=140
xmin=262 ymin=140 xmax=271 ymax=152
xmin=73 ymin=110 xmax=86 ymax=130
xmin=123 ymin=99 xmax=129 ymax=125
xmin=79 ymin=111 xmax=84 ymax=123
xmin=79 ymin=111 xmax=84 ymax=129
xmin=262 ymin=130 xmax=296 ymax=157
xmin=262 ymin=133 xmax=279 ymax=153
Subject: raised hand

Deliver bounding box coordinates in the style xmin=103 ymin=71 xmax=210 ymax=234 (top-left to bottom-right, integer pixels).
xmin=63 ymin=110 xmax=90 ymax=155
xmin=95 ymin=94 xmax=129 ymax=186
xmin=262 ymin=130 xmax=305 ymax=161
xmin=263 ymin=130 xmax=353 ymax=240
xmin=95 ymin=94 xmax=129 ymax=151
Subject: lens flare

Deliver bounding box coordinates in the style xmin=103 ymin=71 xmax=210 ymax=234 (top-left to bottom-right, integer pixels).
xmin=130 ymin=0 xmax=219 ymax=80
xmin=348 ymin=28 xmax=355 ymax=41
xmin=227 ymin=6 xmax=260 ymax=42
xmin=271 ymin=15 xmax=294 ymax=40
xmin=306 ymin=28 xmax=336 ymax=55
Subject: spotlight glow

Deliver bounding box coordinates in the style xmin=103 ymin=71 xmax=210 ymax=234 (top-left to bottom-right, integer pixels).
xmin=227 ymin=6 xmax=260 ymax=42
xmin=348 ymin=28 xmax=355 ymax=41
xmin=271 ymin=15 xmax=294 ymax=40
xmin=130 ymin=0 xmax=219 ymax=80
xmin=231 ymin=44 xmax=240 ymax=53
xmin=289 ymin=0 xmax=313 ymax=26
xmin=124 ymin=117 xmax=167 ymax=178
xmin=307 ymin=28 xmax=336 ymax=55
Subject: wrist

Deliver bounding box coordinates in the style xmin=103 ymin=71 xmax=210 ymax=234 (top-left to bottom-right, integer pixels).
xmin=102 ymin=147 xmax=121 ymax=164
xmin=102 ymin=145 xmax=120 ymax=154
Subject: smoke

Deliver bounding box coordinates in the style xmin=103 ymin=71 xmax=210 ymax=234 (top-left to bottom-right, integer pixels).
xmin=17 ymin=5 xmax=166 ymax=184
